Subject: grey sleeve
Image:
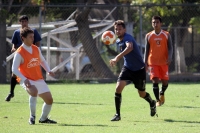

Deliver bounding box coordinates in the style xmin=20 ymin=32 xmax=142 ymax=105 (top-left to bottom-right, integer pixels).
xmin=168 ymin=34 xmax=173 ymax=61
xmin=144 ymin=35 xmax=150 ymax=64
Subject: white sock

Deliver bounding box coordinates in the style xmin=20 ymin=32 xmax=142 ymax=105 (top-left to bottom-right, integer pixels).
xmin=40 ymin=103 xmax=52 ymax=121
xmin=29 ymin=96 xmax=37 ymax=117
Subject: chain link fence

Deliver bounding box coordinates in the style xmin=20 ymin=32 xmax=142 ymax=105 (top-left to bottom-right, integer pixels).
xmin=5 ymin=4 xmax=200 ymax=82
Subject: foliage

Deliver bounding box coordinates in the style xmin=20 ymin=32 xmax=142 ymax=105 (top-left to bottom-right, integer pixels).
xmin=131 ymin=0 xmax=200 ymax=35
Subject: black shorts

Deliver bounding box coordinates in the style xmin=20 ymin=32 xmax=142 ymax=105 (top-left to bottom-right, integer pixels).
xmin=118 ymin=66 xmax=146 ymax=91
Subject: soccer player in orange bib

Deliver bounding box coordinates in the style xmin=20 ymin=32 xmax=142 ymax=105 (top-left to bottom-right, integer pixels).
xmin=144 ymin=16 xmax=173 ymax=106
xmin=12 ymin=27 xmax=57 ymax=125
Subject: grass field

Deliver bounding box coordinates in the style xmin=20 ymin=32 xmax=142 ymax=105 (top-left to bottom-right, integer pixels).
xmin=1 ymin=82 xmax=200 ymax=133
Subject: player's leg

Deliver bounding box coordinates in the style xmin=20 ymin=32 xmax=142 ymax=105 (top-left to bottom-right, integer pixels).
xmin=111 ymin=80 xmax=126 ymax=121
xmin=159 ymin=65 xmax=169 ymax=105
xmin=149 ymin=65 xmax=160 ymax=104
xmin=111 ymin=66 xmax=128 ymax=121
xmin=134 ymin=68 xmax=156 ymax=116
xmin=152 ymin=77 xmax=160 ymax=106
xmin=34 ymin=80 xmax=56 ymax=124
xmin=5 ymin=73 xmax=17 ymax=101
xmin=25 ymin=85 xmax=38 ymax=125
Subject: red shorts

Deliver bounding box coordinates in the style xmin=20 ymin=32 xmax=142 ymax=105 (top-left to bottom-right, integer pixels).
xmin=149 ymin=65 xmax=169 ymax=80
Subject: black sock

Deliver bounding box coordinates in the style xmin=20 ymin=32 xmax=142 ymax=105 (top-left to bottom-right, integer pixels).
xmin=144 ymin=92 xmax=154 ymax=106
xmin=160 ymin=84 xmax=168 ymax=95
xmin=115 ymin=93 xmax=122 ymax=116
xmin=10 ymin=77 xmax=17 ymax=94
xmin=153 ymin=83 xmax=159 ymax=101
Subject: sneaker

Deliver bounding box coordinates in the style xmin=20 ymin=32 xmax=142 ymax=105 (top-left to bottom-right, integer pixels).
xmin=160 ymin=95 xmax=165 ymax=105
xmin=39 ymin=118 xmax=57 ymax=124
xmin=150 ymin=100 xmax=156 ymax=117
xmin=111 ymin=114 xmax=121 ymax=121
xmin=29 ymin=115 xmax=35 ymax=125
xmin=5 ymin=93 xmax=14 ymax=102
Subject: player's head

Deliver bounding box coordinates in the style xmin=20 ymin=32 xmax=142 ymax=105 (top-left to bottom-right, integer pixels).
xmin=113 ymin=20 xmax=126 ymax=39
xmin=19 ymin=15 xmax=29 ymax=28
xmin=20 ymin=27 xmax=34 ymax=46
xmin=152 ymin=16 xmax=162 ymax=31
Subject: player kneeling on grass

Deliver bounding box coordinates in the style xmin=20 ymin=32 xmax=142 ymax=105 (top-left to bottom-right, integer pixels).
xmin=110 ymin=20 xmax=157 ymax=121
xmin=12 ymin=27 xmax=57 ymax=125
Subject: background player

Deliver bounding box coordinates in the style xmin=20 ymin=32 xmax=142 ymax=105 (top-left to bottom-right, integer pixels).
xmin=110 ymin=20 xmax=156 ymax=121
xmin=144 ymin=16 xmax=173 ymax=106
xmin=5 ymin=15 xmax=41 ymax=101
xmin=12 ymin=27 xmax=56 ymax=125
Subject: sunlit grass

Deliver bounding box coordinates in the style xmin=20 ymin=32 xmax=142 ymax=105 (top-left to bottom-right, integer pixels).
xmin=1 ymin=82 xmax=200 ymax=133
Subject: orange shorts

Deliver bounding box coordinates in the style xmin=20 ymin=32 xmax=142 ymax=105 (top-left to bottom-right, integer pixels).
xmin=149 ymin=65 xmax=169 ymax=80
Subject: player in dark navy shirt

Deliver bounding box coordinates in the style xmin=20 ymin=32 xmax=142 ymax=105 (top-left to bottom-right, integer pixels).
xmin=5 ymin=15 xmax=41 ymax=102
xmin=110 ymin=20 xmax=157 ymax=121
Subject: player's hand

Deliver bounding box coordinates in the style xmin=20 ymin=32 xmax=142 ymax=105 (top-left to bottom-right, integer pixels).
xmin=109 ymin=58 xmax=117 ymax=67
xmin=145 ymin=63 xmax=149 ymax=71
xmin=24 ymin=79 xmax=31 ymax=88
xmin=11 ymin=48 xmax=16 ymax=53
xmin=48 ymin=71 xmax=55 ymax=77
xmin=167 ymin=59 xmax=172 ymax=65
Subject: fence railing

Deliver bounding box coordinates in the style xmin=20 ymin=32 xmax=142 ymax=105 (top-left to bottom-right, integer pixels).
xmin=5 ymin=4 xmax=200 ymax=82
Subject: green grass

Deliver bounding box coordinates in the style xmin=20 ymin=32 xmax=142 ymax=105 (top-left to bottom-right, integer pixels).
xmin=1 ymin=83 xmax=200 ymax=133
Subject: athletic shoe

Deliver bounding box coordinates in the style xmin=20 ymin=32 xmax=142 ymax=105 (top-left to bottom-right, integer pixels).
xmin=5 ymin=93 xmax=14 ymax=102
xmin=156 ymin=95 xmax=164 ymax=107
xmin=39 ymin=118 xmax=57 ymax=124
xmin=29 ymin=115 xmax=35 ymax=125
xmin=150 ymin=100 xmax=156 ymax=117
xmin=111 ymin=114 xmax=121 ymax=121
xmin=160 ymin=95 xmax=165 ymax=104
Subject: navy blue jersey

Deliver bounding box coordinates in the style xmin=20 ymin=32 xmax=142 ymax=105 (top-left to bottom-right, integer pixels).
xmin=116 ymin=33 xmax=144 ymax=71
xmin=12 ymin=28 xmax=42 ymax=48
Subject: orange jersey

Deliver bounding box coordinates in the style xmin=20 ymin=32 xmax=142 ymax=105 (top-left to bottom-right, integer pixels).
xmin=146 ymin=30 xmax=169 ymax=65
xmin=16 ymin=45 xmax=43 ymax=81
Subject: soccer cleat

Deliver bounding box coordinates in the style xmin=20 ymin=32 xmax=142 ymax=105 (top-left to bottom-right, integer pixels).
xmin=29 ymin=115 xmax=35 ymax=125
xmin=39 ymin=118 xmax=57 ymax=124
xmin=156 ymin=95 xmax=165 ymax=107
xmin=5 ymin=93 xmax=14 ymax=102
xmin=160 ymin=95 xmax=165 ymax=105
xmin=150 ymin=100 xmax=156 ymax=117
xmin=111 ymin=114 xmax=121 ymax=121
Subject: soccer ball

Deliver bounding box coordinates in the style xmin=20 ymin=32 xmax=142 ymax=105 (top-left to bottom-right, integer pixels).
xmin=101 ymin=31 xmax=116 ymax=45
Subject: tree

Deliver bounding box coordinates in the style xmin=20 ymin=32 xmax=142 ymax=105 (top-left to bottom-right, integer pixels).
xmin=0 ymin=7 xmax=7 ymax=83
xmin=0 ymin=0 xmax=33 ymax=83
xmin=132 ymin=0 xmax=200 ymax=73
xmin=75 ymin=0 xmax=116 ymax=78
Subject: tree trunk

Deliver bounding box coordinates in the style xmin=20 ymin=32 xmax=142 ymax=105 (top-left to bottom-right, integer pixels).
xmin=176 ymin=47 xmax=187 ymax=73
xmin=75 ymin=1 xmax=115 ymax=78
xmin=0 ymin=9 xmax=7 ymax=83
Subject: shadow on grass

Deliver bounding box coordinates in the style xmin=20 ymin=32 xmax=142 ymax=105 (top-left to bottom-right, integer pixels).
xmin=164 ymin=119 xmax=200 ymax=124
xmin=54 ymin=102 xmax=104 ymax=105
xmin=58 ymin=123 xmax=115 ymax=127
xmin=168 ymin=105 xmax=200 ymax=108
xmin=36 ymin=123 xmax=116 ymax=127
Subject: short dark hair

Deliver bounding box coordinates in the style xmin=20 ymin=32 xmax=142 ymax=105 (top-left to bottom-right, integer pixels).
xmin=152 ymin=16 xmax=162 ymax=23
xmin=20 ymin=27 xmax=33 ymax=41
xmin=114 ymin=20 xmax=126 ymax=28
xmin=19 ymin=15 xmax=29 ymax=22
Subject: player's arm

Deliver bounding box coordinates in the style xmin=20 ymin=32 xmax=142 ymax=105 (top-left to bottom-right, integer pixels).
xmin=33 ymin=29 xmax=41 ymax=47
xmin=38 ymin=48 xmax=54 ymax=76
xmin=110 ymin=41 xmax=133 ymax=67
xmin=144 ymin=35 xmax=150 ymax=69
xmin=11 ymin=31 xmax=18 ymax=53
xmin=12 ymin=53 xmax=27 ymax=82
xmin=11 ymin=44 xmax=17 ymax=53
xmin=167 ymin=34 xmax=173 ymax=65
